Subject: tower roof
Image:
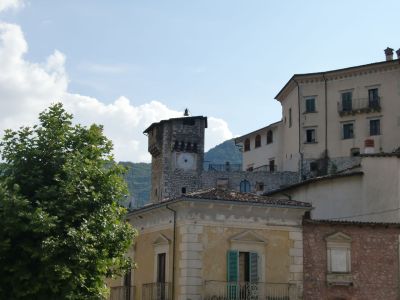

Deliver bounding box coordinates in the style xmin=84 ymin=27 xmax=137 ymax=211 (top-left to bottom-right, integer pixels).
xmin=143 ymin=115 xmax=207 ymax=134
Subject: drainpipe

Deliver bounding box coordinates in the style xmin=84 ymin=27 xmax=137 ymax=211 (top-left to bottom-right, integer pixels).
xmin=322 ymin=73 xmax=329 ymax=174
xmin=293 ymin=79 xmax=303 ymax=179
xmin=322 ymin=74 xmax=328 ymax=155
xmin=166 ymin=205 xmax=176 ymax=300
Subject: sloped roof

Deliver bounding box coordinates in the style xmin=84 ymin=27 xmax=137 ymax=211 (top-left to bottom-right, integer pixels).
xmin=183 ymin=188 xmax=311 ymax=208
xmin=143 ymin=115 xmax=207 ymax=134
xmin=128 ymin=188 xmax=311 ymax=215
xmin=264 ymin=171 xmax=363 ymax=196
xmin=303 ymin=218 xmax=400 ymax=227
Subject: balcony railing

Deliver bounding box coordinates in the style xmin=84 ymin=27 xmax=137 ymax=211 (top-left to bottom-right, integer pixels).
xmin=142 ymin=282 xmax=172 ymax=300
xmin=338 ymin=97 xmax=381 ymax=116
xmin=252 ymin=165 xmax=277 ymax=173
xmin=204 ymin=281 xmax=299 ymax=300
xmin=109 ymin=286 xmax=135 ymax=300
xmin=208 ymin=163 xmax=242 ymax=172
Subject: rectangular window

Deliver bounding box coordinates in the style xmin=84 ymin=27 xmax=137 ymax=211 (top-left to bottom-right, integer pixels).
xmin=305 ymin=98 xmax=316 ymax=113
xmin=330 ymin=249 xmax=349 ymax=273
xmin=306 ymin=129 xmax=316 ymax=143
xmin=370 ymin=119 xmax=380 ymax=136
xmin=289 ymin=108 xmax=292 ymax=128
xmin=343 ymin=123 xmax=354 ymax=139
xmin=368 ymin=88 xmax=379 ymax=108
xmin=341 ymin=91 xmax=352 ymax=112
xmin=269 ymin=159 xmax=275 ymax=172
xmin=157 ymin=253 xmax=166 ymax=283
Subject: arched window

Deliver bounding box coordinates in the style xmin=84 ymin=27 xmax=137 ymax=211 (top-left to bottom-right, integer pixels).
xmin=239 ymin=180 xmax=251 ymax=192
xmin=244 ymin=138 xmax=250 ymax=152
xmin=255 ymin=135 xmax=261 ymax=148
xmin=267 ymin=130 xmax=273 ymax=144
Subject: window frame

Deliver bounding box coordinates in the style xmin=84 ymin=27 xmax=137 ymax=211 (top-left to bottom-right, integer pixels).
xmin=254 ymin=135 xmax=261 ymax=148
xmin=305 ymin=128 xmax=317 ymax=144
xmin=244 ymin=138 xmax=250 ymax=152
xmin=342 ymin=122 xmax=354 ymax=140
xmin=266 ymin=130 xmax=273 ymax=144
xmin=326 ymin=232 xmax=352 ymax=274
xmin=341 ymin=91 xmax=353 ymax=112
xmin=369 ymin=119 xmax=381 ymax=136
xmin=305 ymin=97 xmax=316 ymax=113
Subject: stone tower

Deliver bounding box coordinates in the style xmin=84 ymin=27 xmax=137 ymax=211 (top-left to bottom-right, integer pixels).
xmin=144 ymin=115 xmax=208 ymax=203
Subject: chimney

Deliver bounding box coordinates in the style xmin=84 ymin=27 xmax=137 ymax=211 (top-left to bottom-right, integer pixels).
xmin=384 ymin=47 xmax=394 ymax=61
xmin=396 ymin=49 xmax=400 ymax=60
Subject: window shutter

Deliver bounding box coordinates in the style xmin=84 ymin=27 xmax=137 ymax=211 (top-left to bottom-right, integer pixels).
xmin=249 ymin=252 xmax=258 ymax=283
xmin=227 ymin=250 xmax=239 ymax=282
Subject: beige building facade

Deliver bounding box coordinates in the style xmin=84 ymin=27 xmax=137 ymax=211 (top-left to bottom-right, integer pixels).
xmin=237 ymin=50 xmax=400 ymax=177
xmin=266 ymin=154 xmax=400 ymax=223
xmin=109 ymin=189 xmax=311 ymax=300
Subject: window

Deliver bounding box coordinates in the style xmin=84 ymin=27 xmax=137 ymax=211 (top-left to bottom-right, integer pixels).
xmin=244 ymin=139 xmax=250 ymax=152
xmin=368 ymin=88 xmax=379 ymax=108
xmin=266 ymin=130 xmax=273 ymax=144
xmin=342 ymin=123 xmax=354 ymax=139
xmin=305 ymin=128 xmax=316 ymax=143
xmin=370 ymin=119 xmax=380 ymax=136
xmin=239 ymin=180 xmax=251 ymax=192
xmin=181 ymin=187 xmax=186 ymax=194
xmin=227 ymin=250 xmax=258 ymax=298
xmin=255 ymin=135 xmax=261 ymax=148
xmin=289 ymin=108 xmax=292 ymax=127
xmin=269 ymin=160 xmax=275 ymax=172
xmin=305 ymin=98 xmax=316 ymax=113
xmin=325 ymin=232 xmax=352 ymax=279
xmin=341 ymin=91 xmax=352 ymax=112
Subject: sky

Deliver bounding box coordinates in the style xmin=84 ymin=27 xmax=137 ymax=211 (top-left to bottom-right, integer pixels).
xmin=0 ymin=0 xmax=399 ymax=162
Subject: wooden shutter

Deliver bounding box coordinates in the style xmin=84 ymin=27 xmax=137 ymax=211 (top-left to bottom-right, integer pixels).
xmin=249 ymin=252 xmax=258 ymax=283
xmin=227 ymin=250 xmax=239 ymax=282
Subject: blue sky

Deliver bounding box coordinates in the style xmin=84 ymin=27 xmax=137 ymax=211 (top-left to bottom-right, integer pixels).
xmin=0 ymin=0 xmax=399 ymax=161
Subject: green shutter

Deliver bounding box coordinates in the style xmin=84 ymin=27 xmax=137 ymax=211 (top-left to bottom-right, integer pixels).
xmin=249 ymin=252 xmax=258 ymax=283
xmin=227 ymin=250 xmax=239 ymax=300
xmin=227 ymin=250 xmax=239 ymax=282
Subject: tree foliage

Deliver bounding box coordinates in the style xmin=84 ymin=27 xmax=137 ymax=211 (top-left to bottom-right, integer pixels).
xmin=0 ymin=103 xmax=136 ymax=299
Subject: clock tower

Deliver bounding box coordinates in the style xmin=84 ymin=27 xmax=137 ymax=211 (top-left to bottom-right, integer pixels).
xmin=144 ymin=115 xmax=207 ymax=203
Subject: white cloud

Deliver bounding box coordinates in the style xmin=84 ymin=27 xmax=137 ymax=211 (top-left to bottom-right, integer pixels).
xmin=0 ymin=0 xmax=24 ymax=12
xmin=0 ymin=21 xmax=233 ymax=162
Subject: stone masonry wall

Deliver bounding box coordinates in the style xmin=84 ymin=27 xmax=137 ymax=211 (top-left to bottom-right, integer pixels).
xmin=201 ymin=170 xmax=299 ymax=194
xmin=303 ymin=221 xmax=400 ymax=300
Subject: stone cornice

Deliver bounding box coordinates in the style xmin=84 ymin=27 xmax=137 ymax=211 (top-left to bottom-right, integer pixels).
xmin=275 ymin=59 xmax=400 ymax=102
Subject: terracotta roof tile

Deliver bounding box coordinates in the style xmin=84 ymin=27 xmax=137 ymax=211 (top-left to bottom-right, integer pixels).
xmin=183 ymin=188 xmax=311 ymax=208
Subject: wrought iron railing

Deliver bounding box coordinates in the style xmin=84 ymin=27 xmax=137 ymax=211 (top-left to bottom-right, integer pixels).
xmin=252 ymin=165 xmax=277 ymax=173
xmin=204 ymin=281 xmax=298 ymax=300
xmin=142 ymin=282 xmax=172 ymax=300
xmin=338 ymin=97 xmax=381 ymax=116
xmin=208 ymin=163 xmax=242 ymax=172
xmin=109 ymin=286 xmax=135 ymax=300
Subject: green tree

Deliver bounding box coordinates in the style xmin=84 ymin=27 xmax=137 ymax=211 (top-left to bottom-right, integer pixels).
xmin=0 ymin=103 xmax=136 ymax=299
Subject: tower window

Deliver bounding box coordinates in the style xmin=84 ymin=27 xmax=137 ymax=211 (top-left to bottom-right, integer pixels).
xmin=181 ymin=187 xmax=186 ymax=194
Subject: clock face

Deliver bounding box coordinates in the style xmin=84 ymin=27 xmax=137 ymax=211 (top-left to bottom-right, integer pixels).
xmin=176 ymin=153 xmax=196 ymax=170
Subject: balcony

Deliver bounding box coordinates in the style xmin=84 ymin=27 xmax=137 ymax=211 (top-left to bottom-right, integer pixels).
xmin=338 ymin=97 xmax=381 ymax=116
xmin=109 ymin=286 xmax=135 ymax=300
xmin=142 ymin=282 xmax=172 ymax=300
xmin=204 ymin=281 xmax=299 ymax=300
